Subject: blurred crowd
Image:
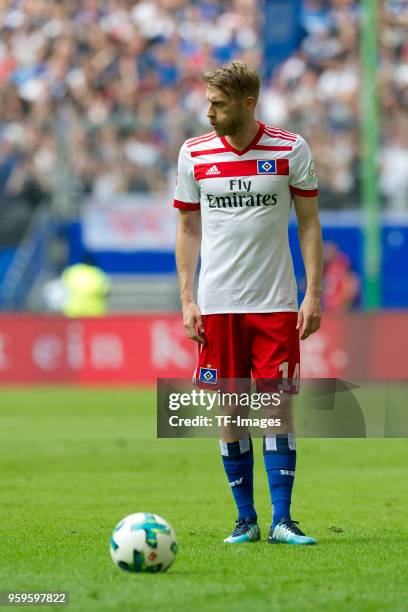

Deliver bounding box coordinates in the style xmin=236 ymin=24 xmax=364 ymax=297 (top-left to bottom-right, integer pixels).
xmin=0 ymin=0 xmax=259 ymax=212
xmin=262 ymin=0 xmax=408 ymax=210
xmin=0 ymin=0 xmax=407 ymax=215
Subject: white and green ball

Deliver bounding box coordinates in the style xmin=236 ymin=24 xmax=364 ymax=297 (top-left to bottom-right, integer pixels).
xmin=110 ymin=513 xmax=177 ymax=573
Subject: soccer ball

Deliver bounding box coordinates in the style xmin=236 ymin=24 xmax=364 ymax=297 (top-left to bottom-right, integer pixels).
xmin=109 ymin=512 xmax=177 ymax=573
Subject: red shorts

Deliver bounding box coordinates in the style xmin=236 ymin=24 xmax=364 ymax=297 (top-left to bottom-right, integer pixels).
xmin=194 ymin=312 xmax=300 ymax=385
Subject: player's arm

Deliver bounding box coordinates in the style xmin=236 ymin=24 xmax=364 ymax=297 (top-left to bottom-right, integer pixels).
xmin=293 ymin=194 xmax=323 ymax=340
xmin=173 ymin=142 xmax=204 ymax=344
xmin=175 ymin=210 xmax=205 ymax=344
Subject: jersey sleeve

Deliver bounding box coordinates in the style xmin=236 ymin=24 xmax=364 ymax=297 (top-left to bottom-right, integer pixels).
xmin=173 ymin=142 xmax=200 ymax=210
xmin=289 ymin=136 xmax=318 ymax=197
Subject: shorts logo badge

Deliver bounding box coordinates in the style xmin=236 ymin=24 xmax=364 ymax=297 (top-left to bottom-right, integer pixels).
xmin=199 ymin=366 xmax=217 ymax=384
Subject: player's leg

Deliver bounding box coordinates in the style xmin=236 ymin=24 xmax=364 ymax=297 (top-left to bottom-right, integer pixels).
xmin=250 ymin=312 xmax=316 ymax=545
xmin=195 ymin=314 xmax=259 ymax=543
xmin=220 ymin=436 xmax=260 ymax=543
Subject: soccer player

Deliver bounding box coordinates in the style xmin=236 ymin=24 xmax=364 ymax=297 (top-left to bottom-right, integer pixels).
xmin=174 ymin=61 xmax=323 ymax=545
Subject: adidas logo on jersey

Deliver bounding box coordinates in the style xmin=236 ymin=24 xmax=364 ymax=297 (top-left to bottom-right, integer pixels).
xmin=206 ymin=165 xmax=221 ymax=176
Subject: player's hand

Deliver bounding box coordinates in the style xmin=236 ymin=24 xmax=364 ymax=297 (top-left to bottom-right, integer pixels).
xmin=182 ymin=301 xmax=205 ymax=344
xmin=297 ymin=293 xmax=321 ymax=340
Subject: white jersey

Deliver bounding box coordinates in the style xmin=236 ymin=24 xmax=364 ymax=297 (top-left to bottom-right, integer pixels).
xmin=173 ymin=122 xmax=318 ymax=314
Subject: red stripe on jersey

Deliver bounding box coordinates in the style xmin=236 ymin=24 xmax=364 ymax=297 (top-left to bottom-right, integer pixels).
xmin=187 ymin=132 xmax=217 ymax=147
xmin=264 ymin=125 xmax=298 ymax=139
xmin=192 ymin=133 xmax=217 ymax=145
xmin=252 ymin=145 xmax=293 ymax=151
xmin=264 ymin=125 xmax=297 ymax=137
xmin=264 ymin=133 xmax=297 ymax=144
xmin=186 ymin=131 xmax=214 ymax=144
xmin=264 ymin=130 xmax=297 ymax=140
xmin=190 ymin=148 xmax=228 ymax=157
xmin=264 ymin=129 xmax=297 ymax=143
xmin=290 ymin=186 xmax=318 ymax=197
xmin=194 ymin=159 xmax=289 ymax=181
xmin=173 ymin=199 xmax=200 ymax=210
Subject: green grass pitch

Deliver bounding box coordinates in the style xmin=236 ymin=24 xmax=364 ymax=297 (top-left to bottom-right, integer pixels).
xmin=0 ymin=388 xmax=407 ymax=611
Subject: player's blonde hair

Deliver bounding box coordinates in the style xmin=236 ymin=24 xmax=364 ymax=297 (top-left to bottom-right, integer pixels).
xmin=203 ymin=60 xmax=261 ymax=102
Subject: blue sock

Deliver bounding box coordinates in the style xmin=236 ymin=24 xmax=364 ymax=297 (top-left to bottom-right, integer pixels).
xmin=263 ymin=434 xmax=296 ymax=528
xmin=220 ymin=435 xmax=257 ymax=521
